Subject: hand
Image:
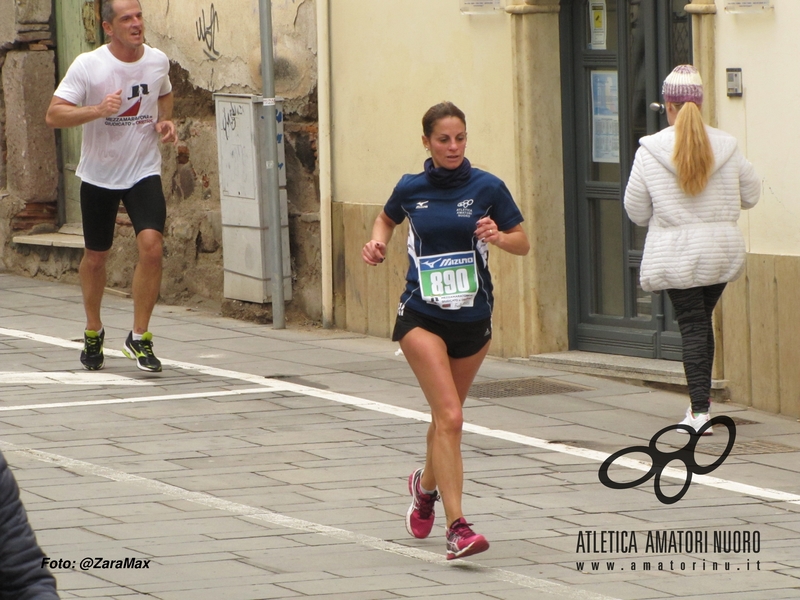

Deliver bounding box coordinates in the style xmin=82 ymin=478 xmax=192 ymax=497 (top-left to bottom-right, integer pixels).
xmin=475 ymin=217 xmax=499 ymax=244
xmin=155 ymin=120 xmax=178 ymax=145
xmin=362 ymin=240 xmax=387 ymax=266
xmin=96 ymin=89 xmax=122 ymax=118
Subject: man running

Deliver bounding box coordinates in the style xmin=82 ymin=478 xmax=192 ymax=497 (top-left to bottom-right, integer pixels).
xmin=46 ymin=0 xmax=176 ymax=372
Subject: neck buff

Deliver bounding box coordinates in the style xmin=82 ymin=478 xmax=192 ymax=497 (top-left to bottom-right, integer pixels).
xmin=424 ymin=157 xmax=472 ymax=189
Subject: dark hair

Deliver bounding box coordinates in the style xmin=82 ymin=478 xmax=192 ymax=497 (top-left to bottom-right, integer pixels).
xmin=101 ymin=0 xmax=141 ymax=25
xmin=422 ymin=102 xmax=466 ymax=137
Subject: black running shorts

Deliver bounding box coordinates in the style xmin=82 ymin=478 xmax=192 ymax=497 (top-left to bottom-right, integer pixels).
xmin=80 ymin=175 xmax=167 ymax=251
xmin=392 ymin=307 xmax=492 ymax=359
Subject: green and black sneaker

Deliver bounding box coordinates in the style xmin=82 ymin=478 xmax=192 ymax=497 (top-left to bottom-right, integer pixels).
xmin=122 ymin=331 xmax=162 ymax=372
xmin=80 ymin=329 xmax=105 ymax=371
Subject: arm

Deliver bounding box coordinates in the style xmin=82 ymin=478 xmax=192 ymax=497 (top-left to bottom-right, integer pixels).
xmin=155 ymin=92 xmax=178 ymax=145
xmin=623 ymin=150 xmax=653 ymax=226
xmin=362 ymin=211 xmax=397 ymax=266
xmin=45 ymin=90 xmax=122 ymax=129
xmin=0 ymin=455 xmax=59 ymax=600
xmin=738 ymin=153 xmax=761 ymax=210
xmin=475 ymin=219 xmax=529 ymax=255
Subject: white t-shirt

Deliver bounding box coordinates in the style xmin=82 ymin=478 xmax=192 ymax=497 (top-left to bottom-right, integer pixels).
xmin=54 ymin=44 xmax=173 ymax=190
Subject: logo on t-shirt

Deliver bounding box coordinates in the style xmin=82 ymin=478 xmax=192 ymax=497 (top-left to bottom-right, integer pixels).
xmin=105 ymin=83 xmax=155 ymax=127
xmin=416 ymin=201 xmax=429 ymax=209
xmin=457 ymin=198 xmax=474 ymax=218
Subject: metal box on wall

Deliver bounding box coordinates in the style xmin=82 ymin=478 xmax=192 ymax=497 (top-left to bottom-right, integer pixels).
xmin=213 ymin=93 xmax=291 ymax=303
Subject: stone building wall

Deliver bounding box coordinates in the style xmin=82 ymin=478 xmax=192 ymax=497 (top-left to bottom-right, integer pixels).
xmin=0 ymin=0 xmax=321 ymax=323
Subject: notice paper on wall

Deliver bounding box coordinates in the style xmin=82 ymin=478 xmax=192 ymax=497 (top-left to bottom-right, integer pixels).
xmin=724 ymin=0 xmax=773 ymax=13
xmin=460 ymin=0 xmax=503 ymax=14
xmin=591 ymin=70 xmax=619 ymax=164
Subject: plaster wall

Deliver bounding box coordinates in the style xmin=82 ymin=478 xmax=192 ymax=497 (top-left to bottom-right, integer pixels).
xmin=141 ymin=0 xmax=316 ymax=103
xmin=714 ymin=0 xmax=800 ymax=256
xmin=137 ymin=0 xmax=321 ymax=317
xmin=329 ymin=2 xmax=518 ymax=206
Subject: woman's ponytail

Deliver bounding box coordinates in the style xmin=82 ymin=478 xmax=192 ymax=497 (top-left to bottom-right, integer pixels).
xmin=672 ymin=102 xmax=714 ymax=196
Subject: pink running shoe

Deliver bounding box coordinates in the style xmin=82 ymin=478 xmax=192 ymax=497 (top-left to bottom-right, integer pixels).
xmin=446 ymin=517 xmax=489 ymax=560
xmin=406 ymin=468 xmax=438 ymax=539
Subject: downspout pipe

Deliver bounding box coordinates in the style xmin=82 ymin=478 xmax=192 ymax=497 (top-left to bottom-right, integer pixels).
xmin=317 ymin=0 xmax=334 ymax=328
xmin=258 ymin=0 xmax=286 ymax=328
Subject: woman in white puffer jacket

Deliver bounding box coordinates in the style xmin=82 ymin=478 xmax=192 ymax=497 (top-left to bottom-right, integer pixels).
xmin=624 ymin=65 xmax=761 ymax=435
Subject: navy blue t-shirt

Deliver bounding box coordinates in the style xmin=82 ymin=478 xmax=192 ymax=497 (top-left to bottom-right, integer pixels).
xmin=383 ymin=167 xmax=524 ymax=322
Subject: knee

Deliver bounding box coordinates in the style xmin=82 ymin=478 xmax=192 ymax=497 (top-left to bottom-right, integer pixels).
xmin=81 ymin=250 xmax=108 ymax=271
xmin=434 ymin=407 xmax=463 ymax=436
xmin=137 ymin=233 xmax=163 ymax=265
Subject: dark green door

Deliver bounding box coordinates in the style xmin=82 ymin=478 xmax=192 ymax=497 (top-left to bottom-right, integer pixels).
xmin=562 ymin=0 xmax=692 ymax=359
xmin=54 ymin=0 xmax=103 ymax=226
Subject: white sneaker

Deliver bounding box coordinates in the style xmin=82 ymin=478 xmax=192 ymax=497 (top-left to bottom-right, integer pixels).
xmin=677 ymin=407 xmax=713 ymax=436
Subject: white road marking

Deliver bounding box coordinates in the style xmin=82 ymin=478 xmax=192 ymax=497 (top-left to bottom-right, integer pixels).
xmin=2 ymin=328 xmax=799 ymax=507
xmin=0 ymin=388 xmax=269 ymax=412
xmin=0 ymin=371 xmax=151 ymax=385
xmin=0 ymin=441 xmax=621 ymax=600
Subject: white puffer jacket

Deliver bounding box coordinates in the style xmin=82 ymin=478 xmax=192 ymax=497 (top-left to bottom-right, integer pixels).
xmin=624 ymin=126 xmax=761 ymax=292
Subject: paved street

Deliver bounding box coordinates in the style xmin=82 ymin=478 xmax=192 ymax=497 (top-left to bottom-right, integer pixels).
xmin=1 ymin=271 xmax=799 ymax=599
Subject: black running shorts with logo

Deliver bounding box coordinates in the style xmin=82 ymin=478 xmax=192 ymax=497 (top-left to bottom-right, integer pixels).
xmin=392 ymin=307 xmax=492 ymax=359
xmin=80 ymin=175 xmax=167 ymax=252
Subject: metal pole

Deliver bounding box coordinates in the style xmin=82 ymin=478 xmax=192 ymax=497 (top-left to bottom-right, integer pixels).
xmin=258 ymin=0 xmax=285 ymax=328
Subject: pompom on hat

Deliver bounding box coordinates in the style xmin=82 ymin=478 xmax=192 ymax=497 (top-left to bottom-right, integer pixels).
xmin=662 ymin=64 xmax=703 ymax=105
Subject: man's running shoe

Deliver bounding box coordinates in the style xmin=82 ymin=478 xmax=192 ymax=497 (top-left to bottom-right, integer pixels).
xmin=122 ymin=331 xmax=162 ymax=372
xmin=80 ymin=329 xmax=105 ymax=371
xmin=406 ymin=468 xmax=438 ymax=539
xmin=446 ymin=517 xmax=489 ymax=560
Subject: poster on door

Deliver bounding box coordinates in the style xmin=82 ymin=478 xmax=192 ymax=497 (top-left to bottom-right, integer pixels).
xmin=591 ymin=70 xmax=619 ymax=164
xmin=590 ymin=1 xmax=607 ymax=50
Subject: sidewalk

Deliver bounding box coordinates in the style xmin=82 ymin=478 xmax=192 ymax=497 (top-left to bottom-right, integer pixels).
xmin=0 ymin=271 xmax=799 ymax=599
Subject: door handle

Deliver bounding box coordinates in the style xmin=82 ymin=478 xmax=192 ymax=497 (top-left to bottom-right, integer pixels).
xmin=649 ymin=102 xmax=665 ymax=114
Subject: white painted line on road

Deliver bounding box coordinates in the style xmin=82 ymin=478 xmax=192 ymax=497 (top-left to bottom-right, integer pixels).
xmin=0 ymin=371 xmax=151 ymax=386
xmin=0 ymin=388 xmax=270 ymax=412
xmin=0 ymin=440 xmax=621 ymax=600
xmin=2 ymin=327 xmax=800 ymax=508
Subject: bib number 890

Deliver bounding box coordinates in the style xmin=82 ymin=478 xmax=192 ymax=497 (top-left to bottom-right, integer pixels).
xmin=429 ymin=269 xmax=471 ymax=295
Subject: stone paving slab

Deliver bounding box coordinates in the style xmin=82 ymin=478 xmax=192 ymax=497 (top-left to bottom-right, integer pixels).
xmin=1 ymin=274 xmax=800 ymax=598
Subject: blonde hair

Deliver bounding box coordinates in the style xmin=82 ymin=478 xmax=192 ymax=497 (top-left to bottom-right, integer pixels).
xmin=671 ymin=102 xmax=714 ymax=196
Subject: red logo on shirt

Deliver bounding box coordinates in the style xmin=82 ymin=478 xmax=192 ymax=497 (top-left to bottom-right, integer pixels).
xmin=119 ymin=99 xmax=141 ymax=118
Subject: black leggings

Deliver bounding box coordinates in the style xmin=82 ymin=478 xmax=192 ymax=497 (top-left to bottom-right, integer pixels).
xmin=666 ymin=283 xmax=726 ymax=413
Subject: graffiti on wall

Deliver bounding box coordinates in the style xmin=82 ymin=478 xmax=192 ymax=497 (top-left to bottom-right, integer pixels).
xmin=196 ymin=4 xmax=221 ymax=60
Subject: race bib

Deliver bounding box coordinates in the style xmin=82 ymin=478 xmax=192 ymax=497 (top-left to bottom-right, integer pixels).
xmin=417 ymin=251 xmax=479 ymax=310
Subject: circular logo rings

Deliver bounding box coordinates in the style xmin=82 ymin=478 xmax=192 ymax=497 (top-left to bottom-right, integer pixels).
xmin=598 ymin=416 xmax=736 ymax=505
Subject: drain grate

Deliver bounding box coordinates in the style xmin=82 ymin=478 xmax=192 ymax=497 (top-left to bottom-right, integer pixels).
xmin=469 ymin=377 xmax=592 ymax=399
xmin=729 ymin=416 xmax=760 ymax=426
xmin=695 ymin=440 xmax=799 ymax=455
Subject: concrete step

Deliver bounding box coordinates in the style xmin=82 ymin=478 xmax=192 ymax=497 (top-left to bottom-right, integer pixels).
xmin=512 ymin=350 xmax=728 ymax=392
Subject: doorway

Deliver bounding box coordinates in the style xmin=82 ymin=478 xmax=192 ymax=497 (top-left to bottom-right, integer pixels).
xmin=561 ymin=0 xmax=692 ymax=359
xmin=54 ymin=0 xmax=103 ymax=227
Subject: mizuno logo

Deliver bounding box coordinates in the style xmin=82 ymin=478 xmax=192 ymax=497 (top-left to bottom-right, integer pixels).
xmin=421 ymin=260 xmax=439 ymax=268
xmin=440 ymin=257 xmax=472 ymax=266
xmin=416 ymin=201 xmax=429 ymax=209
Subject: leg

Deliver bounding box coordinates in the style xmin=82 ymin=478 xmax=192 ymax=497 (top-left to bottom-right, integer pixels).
xmin=401 ymin=328 xmax=489 ymax=527
xmin=80 ymin=249 xmax=110 ymax=331
xmin=79 ymin=181 xmax=120 ymax=332
xmin=667 ymin=286 xmax=717 ymax=414
xmin=702 ymin=283 xmax=727 ymax=385
xmin=122 ymin=176 xmax=167 ymax=334
xmin=132 ymin=229 xmax=163 ymax=334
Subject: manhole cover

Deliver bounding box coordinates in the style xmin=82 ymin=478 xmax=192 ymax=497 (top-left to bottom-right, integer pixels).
xmin=695 ymin=440 xmax=799 ymax=455
xmin=469 ymin=377 xmax=592 ymax=398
